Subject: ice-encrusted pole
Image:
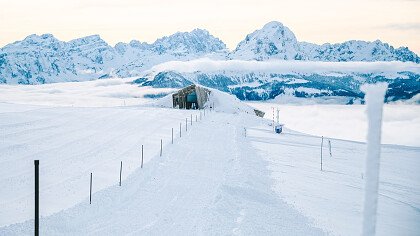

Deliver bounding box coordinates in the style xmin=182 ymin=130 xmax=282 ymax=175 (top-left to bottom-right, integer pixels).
xmin=361 ymin=83 xmax=388 ymax=236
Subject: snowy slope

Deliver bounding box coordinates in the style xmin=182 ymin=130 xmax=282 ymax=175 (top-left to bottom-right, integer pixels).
xmin=0 ymin=110 xmax=326 ymax=235
xmin=248 ymin=126 xmax=420 ymax=235
xmin=0 ymin=82 xmax=419 ymax=235
xmin=0 ymin=102 xmax=419 ymax=235
xmin=0 ymin=104 xmax=200 ymax=227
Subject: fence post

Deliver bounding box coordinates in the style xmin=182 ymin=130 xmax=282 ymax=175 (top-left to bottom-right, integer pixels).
xmin=119 ymin=161 xmax=122 ymax=186
xmin=321 ymin=136 xmax=324 ymax=171
xmin=172 ymin=128 xmax=174 ymax=144
xmin=34 ymin=160 xmax=39 ymax=236
xmin=328 ymin=140 xmax=332 ymax=157
xmin=244 ymin=128 xmax=247 ymax=137
xmin=196 ymin=115 xmax=198 ymax=122
xmin=186 ymin=118 xmax=188 ymax=132
xmin=191 ymin=114 xmax=193 ymax=125
xmin=89 ymin=173 xmax=92 ymax=204
xmin=141 ymin=145 xmax=144 ymax=168
xmin=160 ymin=139 xmax=163 ymax=156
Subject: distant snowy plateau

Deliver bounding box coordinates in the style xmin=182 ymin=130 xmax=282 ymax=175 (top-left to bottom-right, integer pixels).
xmin=1 ymin=21 xmax=419 ymax=103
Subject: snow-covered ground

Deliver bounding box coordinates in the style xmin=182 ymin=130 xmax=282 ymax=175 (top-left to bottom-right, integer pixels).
xmin=247 ymin=102 xmax=420 ymax=147
xmin=248 ymin=126 xmax=420 ymax=235
xmin=0 ymin=80 xmax=419 ymax=235
xmin=0 ymin=103 xmax=201 ymax=227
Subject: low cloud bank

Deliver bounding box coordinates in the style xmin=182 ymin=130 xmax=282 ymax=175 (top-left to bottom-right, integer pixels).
xmin=148 ymin=58 xmax=420 ymax=75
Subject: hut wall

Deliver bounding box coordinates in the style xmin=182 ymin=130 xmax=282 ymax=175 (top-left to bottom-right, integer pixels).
xmin=195 ymin=86 xmax=210 ymax=109
xmin=172 ymin=85 xmax=211 ymax=110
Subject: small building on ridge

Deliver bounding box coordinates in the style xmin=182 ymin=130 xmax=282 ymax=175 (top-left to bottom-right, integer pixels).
xmin=172 ymin=84 xmax=210 ymax=109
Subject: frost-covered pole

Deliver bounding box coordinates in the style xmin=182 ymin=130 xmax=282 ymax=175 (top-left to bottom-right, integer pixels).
xmin=185 ymin=118 xmax=188 ymax=132
xmin=361 ymin=83 xmax=388 ymax=236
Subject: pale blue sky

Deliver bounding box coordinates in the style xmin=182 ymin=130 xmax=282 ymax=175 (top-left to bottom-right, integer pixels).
xmin=1 ymin=0 xmax=419 ymax=53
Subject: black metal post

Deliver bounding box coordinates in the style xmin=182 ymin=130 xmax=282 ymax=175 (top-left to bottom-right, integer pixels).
xmin=89 ymin=173 xmax=92 ymax=204
xmin=34 ymin=160 xmax=39 ymax=236
xmin=141 ymin=145 xmax=144 ymax=168
xmin=119 ymin=161 xmax=122 ymax=186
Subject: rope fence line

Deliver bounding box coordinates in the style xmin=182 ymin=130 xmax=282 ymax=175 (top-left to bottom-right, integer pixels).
xmin=30 ymin=108 xmax=213 ymax=235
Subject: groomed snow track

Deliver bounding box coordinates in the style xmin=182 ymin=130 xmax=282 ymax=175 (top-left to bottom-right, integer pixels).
xmin=0 ymin=106 xmax=323 ymax=235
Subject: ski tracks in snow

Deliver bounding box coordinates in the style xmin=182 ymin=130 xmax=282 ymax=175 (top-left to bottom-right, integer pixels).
xmin=0 ymin=112 xmax=323 ymax=235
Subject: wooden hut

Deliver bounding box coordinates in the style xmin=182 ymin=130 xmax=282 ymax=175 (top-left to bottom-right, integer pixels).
xmin=172 ymin=84 xmax=210 ymax=109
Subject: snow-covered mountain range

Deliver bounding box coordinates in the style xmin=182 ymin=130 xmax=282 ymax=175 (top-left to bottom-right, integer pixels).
xmin=230 ymin=22 xmax=419 ymax=63
xmin=0 ymin=21 xmax=419 ymax=103
xmin=0 ymin=29 xmax=226 ymax=84
xmin=1 ymin=21 xmax=419 ymax=85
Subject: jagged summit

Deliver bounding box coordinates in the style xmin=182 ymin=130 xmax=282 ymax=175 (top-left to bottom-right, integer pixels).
xmin=152 ymin=28 xmax=226 ymax=55
xmin=231 ymin=21 xmax=302 ymax=60
xmin=68 ymin=35 xmax=106 ymax=45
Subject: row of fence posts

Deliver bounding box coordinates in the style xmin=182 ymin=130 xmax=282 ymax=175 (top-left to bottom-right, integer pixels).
xmin=242 ymin=104 xmax=382 ymax=235
xmin=242 ymin=123 xmax=333 ymax=172
xmin=92 ymin=110 xmax=205 ymax=195
xmin=33 ymin=108 xmax=211 ymax=234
